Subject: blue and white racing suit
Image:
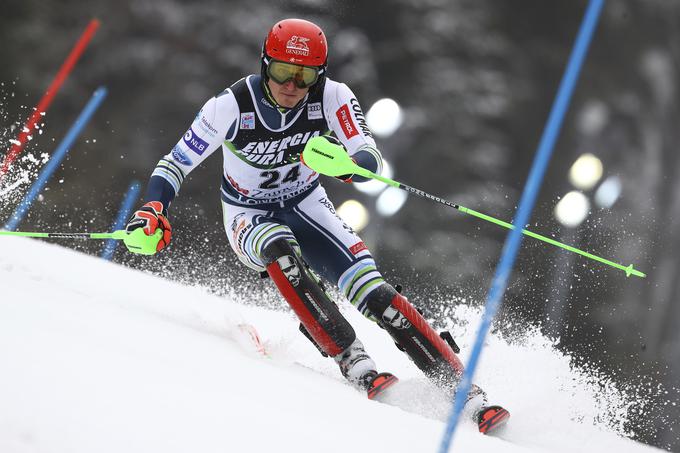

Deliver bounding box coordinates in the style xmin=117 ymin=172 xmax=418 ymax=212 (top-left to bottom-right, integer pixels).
xmin=146 ymin=75 xmax=386 ymax=318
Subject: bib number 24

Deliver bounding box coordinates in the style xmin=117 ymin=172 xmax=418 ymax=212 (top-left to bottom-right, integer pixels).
xmin=259 ymin=166 xmax=301 ymax=189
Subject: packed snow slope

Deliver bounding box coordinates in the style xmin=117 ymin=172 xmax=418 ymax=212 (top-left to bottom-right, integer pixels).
xmin=0 ymin=237 xmax=663 ymax=453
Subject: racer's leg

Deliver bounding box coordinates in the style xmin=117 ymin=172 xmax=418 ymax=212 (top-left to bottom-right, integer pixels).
xmin=283 ymin=188 xmax=384 ymax=319
xmin=221 ymin=201 xmax=377 ymax=388
xmin=285 ymin=187 xmax=470 ymax=392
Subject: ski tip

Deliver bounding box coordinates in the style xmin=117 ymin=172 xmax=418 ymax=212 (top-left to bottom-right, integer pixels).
xmin=477 ymin=405 xmax=510 ymax=434
xmin=237 ymin=323 xmax=269 ymax=357
xmin=367 ymin=372 xmax=399 ymax=400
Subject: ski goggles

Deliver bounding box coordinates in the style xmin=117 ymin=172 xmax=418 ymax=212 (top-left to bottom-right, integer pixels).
xmin=266 ymin=60 xmax=321 ymax=88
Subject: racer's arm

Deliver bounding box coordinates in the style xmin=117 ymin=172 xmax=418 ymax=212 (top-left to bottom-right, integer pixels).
xmin=125 ymin=90 xmax=238 ymax=252
xmin=144 ymin=90 xmax=239 ymax=210
xmin=323 ymin=81 xmax=382 ymax=183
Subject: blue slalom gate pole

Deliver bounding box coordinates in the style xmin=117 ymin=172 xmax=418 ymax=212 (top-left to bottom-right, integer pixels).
xmin=4 ymin=87 xmax=108 ymax=231
xmin=100 ymin=180 xmax=141 ymax=260
xmin=438 ymin=1 xmax=605 ymax=451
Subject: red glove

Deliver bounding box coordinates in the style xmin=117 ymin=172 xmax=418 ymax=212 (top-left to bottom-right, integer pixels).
xmin=126 ymin=201 xmax=172 ymax=252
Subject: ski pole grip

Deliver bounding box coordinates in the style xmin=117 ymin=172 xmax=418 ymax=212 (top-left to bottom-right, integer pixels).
xmin=122 ymin=228 xmax=162 ymax=255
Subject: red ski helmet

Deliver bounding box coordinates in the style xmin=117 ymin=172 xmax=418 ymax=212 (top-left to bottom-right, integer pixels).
xmin=261 ymin=18 xmax=328 ymax=87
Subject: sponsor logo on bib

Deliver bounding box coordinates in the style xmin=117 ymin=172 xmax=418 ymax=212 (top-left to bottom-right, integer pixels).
xmin=308 ymin=102 xmax=322 ymax=120
xmin=238 ymin=130 xmax=321 ymax=167
xmin=240 ymin=112 xmax=255 ymax=130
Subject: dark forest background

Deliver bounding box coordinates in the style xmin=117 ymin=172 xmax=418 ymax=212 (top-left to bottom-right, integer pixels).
xmin=2 ymin=0 xmax=680 ymax=450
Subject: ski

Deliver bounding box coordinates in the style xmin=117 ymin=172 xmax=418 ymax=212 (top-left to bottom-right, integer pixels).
xmin=477 ymin=405 xmax=511 ymax=434
xmin=232 ymin=321 xmax=509 ymax=434
xmin=236 ymin=323 xmax=269 ymax=357
xmin=463 ymin=383 xmax=510 ymax=435
xmin=366 ymin=372 xmax=399 ymax=400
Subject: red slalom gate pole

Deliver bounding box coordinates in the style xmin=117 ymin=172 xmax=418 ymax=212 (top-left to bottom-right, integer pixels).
xmin=0 ymin=18 xmax=100 ymax=180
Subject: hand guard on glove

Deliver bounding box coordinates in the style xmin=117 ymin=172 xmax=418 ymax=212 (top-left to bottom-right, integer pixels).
xmin=126 ymin=201 xmax=172 ymax=252
xmin=320 ymin=135 xmax=355 ymax=183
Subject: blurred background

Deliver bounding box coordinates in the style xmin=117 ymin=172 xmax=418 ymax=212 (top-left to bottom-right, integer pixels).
xmin=1 ymin=0 xmax=679 ymax=449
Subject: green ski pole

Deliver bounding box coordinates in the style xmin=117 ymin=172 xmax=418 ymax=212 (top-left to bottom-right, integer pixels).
xmin=0 ymin=228 xmax=162 ymax=256
xmin=301 ymin=136 xmax=646 ymax=278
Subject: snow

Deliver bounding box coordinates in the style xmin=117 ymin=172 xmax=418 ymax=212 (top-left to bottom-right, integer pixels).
xmin=0 ymin=237 xmax=663 ymax=453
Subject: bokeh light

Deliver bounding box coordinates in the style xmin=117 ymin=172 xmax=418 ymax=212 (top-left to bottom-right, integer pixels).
xmin=336 ymin=199 xmax=369 ymax=232
xmin=366 ymin=98 xmax=403 ymax=138
xmin=376 ymin=186 xmax=408 ymax=217
xmin=594 ymin=175 xmax=622 ymax=209
xmin=554 ymin=191 xmax=590 ymax=228
xmin=354 ymin=158 xmax=393 ymax=196
xmin=568 ymin=153 xmax=603 ymax=190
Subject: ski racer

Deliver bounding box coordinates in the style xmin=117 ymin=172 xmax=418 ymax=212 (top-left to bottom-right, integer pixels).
xmin=126 ymin=18 xmax=508 ymax=432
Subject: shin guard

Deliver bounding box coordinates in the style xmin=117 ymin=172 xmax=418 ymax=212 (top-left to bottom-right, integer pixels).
xmin=262 ymin=239 xmax=356 ymax=357
xmin=366 ymin=284 xmax=465 ymax=387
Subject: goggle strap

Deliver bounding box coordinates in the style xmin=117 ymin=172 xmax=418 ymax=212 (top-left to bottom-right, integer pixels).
xmin=265 ymin=56 xmax=325 ymax=75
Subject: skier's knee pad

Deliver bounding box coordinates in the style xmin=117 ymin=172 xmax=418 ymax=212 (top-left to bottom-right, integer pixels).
xmin=261 ymin=236 xmax=300 ymax=268
xmin=263 ymin=238 xmax=356 ymax=357
xmin=365 ymin=283 xmax=401 ymax=322
xmin=366 ymin=283 xmax=465 ymax=387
